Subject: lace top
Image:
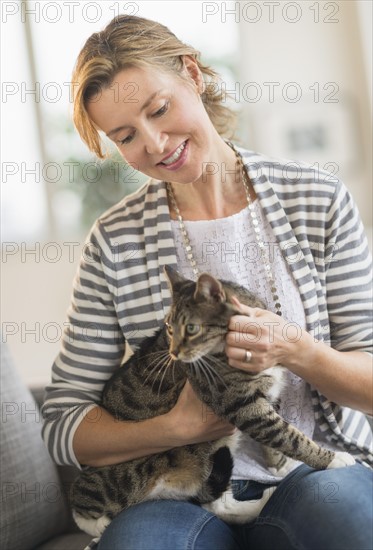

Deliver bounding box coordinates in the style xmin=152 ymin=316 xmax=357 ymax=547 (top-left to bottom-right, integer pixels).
xmin=171 ymin=200 xmax=316 ymax=482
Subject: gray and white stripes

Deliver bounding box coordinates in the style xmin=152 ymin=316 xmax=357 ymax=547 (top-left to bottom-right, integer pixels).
xmin=42 ymin=145 xmax=373 ymax=468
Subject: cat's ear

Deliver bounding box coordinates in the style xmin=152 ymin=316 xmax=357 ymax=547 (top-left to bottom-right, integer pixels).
xmin=163 ymin=265 xmax=187 ymax=294
xmin=194 ymin=273 xmax=226 ymax=303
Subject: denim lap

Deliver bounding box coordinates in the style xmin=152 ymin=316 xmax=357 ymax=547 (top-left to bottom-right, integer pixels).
xmin=97 ymin=463 xmax=373 ymax=550
xmin=236 ymin=463 xmax=373 ymax=550
xmin=97 ymin=499 xmax=240 ymax=550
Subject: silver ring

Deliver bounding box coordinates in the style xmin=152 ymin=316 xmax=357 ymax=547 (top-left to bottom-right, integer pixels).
xmin=244 ymin=350 xmax=252 ymax=363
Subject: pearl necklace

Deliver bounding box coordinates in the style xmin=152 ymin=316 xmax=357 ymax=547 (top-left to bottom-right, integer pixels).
xmin=166 ymin=142 xmax=282 ymax=316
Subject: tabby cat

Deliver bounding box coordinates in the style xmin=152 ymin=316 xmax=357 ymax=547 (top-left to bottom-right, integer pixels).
xmin=71 ymin=266 xmax=355 ymax=537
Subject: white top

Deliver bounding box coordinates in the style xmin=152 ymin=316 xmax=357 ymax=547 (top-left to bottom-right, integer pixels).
xmin=171 ymin=200 xmax=316 ymax=482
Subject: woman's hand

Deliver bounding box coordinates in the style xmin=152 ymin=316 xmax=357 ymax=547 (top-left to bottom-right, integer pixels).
xmin=225 ymin=298 xmax=373 ymax=414
xmin=74 ymin=382 xmax=236 ymax=467
xmin=225 ymin=297 xmax=305 ymax=374
xmin=167 ymin=381 xmax=236 ymax=445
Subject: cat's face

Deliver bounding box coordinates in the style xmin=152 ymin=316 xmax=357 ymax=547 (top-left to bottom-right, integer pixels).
xmin=164 ymin=268 xmax=236 ymax=363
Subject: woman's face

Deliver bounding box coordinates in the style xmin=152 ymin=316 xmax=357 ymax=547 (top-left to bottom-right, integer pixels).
xmin=86 ymin=59 xmax=220 ymax=185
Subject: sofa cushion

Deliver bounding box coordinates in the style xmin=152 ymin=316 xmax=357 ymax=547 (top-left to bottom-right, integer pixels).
xmin=34 ymin=532 xmax=92 ymax=550
xmin=0 ymin=343 xmax=71 ymax=550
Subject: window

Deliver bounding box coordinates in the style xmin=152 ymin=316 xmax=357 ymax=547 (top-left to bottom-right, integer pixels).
xmin=2 ymin=1 xmax=240 ymax=242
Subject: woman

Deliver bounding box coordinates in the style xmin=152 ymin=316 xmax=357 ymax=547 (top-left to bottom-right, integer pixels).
xmin=42 ymin=14 xmax=373 ymax=550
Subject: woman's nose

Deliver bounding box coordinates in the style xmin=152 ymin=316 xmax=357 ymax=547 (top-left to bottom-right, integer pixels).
xmin=143 ymin=126 xmax=167 ymax=155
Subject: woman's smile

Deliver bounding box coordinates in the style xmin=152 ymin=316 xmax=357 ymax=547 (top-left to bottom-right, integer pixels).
xmin=158 ymin=140 xmax=189 ymax=170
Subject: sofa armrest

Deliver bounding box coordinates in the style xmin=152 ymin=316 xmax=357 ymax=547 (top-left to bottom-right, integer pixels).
xmin=30 ymin=385 xmax=83 ymax=534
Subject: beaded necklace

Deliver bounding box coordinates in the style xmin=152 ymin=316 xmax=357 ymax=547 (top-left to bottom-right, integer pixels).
xmin=166 ymin=142 xmax=282 ymax=316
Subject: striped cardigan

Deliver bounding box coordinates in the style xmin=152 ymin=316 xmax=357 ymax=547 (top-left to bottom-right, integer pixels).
xmin=42 ymin=144 xmax=373 ymax=468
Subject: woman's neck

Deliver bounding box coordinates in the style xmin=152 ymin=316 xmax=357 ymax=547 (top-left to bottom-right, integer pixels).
xmin=167 ymin=140 xmax=256 ymax=221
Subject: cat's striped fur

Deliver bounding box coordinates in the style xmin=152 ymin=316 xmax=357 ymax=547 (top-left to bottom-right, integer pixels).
xmin=70 ymin=267 xmax=355 ymax=536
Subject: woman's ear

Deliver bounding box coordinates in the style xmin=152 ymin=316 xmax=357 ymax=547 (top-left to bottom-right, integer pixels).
xmin=181 ymin=55 xmax=205 ymax=94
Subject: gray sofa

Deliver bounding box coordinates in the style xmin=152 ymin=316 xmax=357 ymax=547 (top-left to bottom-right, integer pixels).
xmin=0 ymin=343 xmax=92 ymax=550
xmin=2 ymin=342 xmax=371 ymax=550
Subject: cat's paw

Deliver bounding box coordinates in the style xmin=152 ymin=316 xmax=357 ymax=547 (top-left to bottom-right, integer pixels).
xmin=72 ymin=511 xmax=111 ymax=537
xmin=327 ymin=452 xmax=356 ymax=469
xmin=203 ymin=487 xmax=276 ymax=524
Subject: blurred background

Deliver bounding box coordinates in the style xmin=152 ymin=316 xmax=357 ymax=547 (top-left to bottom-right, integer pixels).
xmin=1 ymin=0 xmax=372 ymax=386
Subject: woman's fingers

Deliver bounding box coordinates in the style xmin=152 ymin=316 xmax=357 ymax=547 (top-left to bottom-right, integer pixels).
xmin=226 ymin=298 xmax=285 ymax=373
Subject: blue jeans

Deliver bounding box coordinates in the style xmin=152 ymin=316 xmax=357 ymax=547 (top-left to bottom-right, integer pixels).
xmin=97 ymin=463 xmax=373 ymax=550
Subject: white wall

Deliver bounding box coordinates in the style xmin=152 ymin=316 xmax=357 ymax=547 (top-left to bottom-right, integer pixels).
xmin=1 ymin=240 xmax=84 ymax=387
xmin=238 ymin=0 xmax=372 ymax=228
xmin=356 ymin=0 xmax=373 ymax=111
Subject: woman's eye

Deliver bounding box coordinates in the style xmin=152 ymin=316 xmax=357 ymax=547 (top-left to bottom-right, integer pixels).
xmin=118 ymin=134 xmax=134 ymax=146
xmin=186 ymin=324 xmax=201 ymax=336
xmin=153 ymin=101 xmax=169 ymax=117
xmin=117 ymin=102 xmax=169 ymax=146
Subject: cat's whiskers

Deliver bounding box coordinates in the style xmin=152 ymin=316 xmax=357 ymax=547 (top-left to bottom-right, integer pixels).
xmin=143 ymin=350 xmax=171 ymax=384
xmin=149 ymin=358 xmax=169 ymax=393
xmin=142 ymin=353 xmax=164 ymax=365
xmin=156 ymin=356 xmax=175 ymax=397
xmin=201 ymin=354 xmax=228 ymax=387
xmin=189 ymin=362 xmax=198 ymax=379
xmin=171 ymin=359 xmax=177 ymax=384
xmin=142 ymin=350 xmax=177 ymax=395
xmin=193 ymin=359 xmax=214 ymax=392
xmin=142 ymin=349 xmax=170 ymax=363
xmin=193 ymin=357 xmax=225 ymax=393
xmin=143 ymin=351 xmax=169 ymax=378
xmin=189 ymin=362 xmax=202 ymax=385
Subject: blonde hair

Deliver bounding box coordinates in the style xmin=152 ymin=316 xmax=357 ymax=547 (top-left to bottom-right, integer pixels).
xmin=72 ymin=15 xmax=237 ymax=158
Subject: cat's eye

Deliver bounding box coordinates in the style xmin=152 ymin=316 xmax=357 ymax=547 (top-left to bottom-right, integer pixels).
xmin=185 ymin=324 xmax=201 ymax=336
xmin=165 ymin=322 xmax=173 ymax=335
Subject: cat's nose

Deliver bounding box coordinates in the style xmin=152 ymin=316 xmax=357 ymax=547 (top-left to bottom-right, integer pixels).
xmin=170 ymin=348 xmax=179 ymax=360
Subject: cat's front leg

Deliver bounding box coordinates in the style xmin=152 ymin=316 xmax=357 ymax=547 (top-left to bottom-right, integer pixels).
xmin=225 ymin=396 xmax=355 ymax=470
